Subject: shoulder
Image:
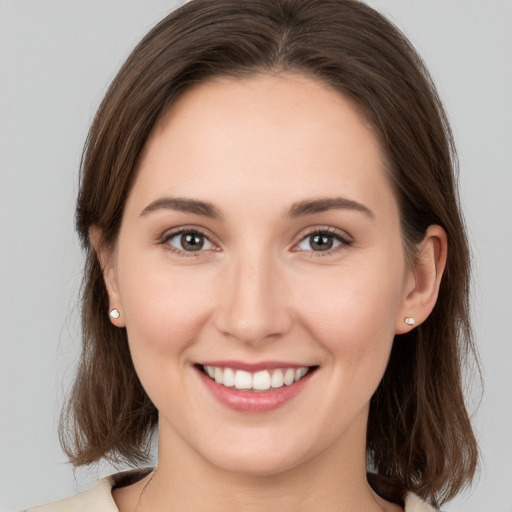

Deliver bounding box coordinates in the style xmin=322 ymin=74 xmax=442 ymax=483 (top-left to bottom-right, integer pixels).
xmin=26 ymin=477 xmax=116 ymax=512
xmin=404 ymin=492 xmax=438 ymax=512
xmin=367 ymin=473 xmax=438 ymax=512
xmin=26 ymin=469 xmax=152 ymax=512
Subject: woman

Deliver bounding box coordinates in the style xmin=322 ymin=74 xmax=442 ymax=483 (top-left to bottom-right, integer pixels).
xmin=28 ymin=0 xmax=478 ymax=510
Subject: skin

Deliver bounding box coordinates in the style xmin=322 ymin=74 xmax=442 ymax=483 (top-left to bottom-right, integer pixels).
xmin=93 ymin=73 xmax=447 ymax=512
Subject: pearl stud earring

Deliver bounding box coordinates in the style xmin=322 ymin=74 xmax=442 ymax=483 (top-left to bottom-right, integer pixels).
xmin=404 ymin=317 xmax=415 ymax=326
xmin=109 ymin=308 xmax=120 ymax=319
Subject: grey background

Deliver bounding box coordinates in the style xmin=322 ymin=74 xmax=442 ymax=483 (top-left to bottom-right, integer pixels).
xmin=1 ymin=1 xmax=511 ymax=511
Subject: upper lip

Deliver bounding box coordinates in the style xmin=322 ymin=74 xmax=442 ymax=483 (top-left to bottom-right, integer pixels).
xmin=196 ymin=360 xmax=314 ymax=372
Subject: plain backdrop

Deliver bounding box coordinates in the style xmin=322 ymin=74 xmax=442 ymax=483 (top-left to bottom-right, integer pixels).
xmin=1 ymin=1 xmax=511 ymax=511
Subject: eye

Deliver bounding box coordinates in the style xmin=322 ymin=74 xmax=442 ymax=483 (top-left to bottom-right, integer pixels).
xmin=295 ymin=229 xmax=352 ymax=254
xmin=164 ymin=229 xmax=215 ymax=254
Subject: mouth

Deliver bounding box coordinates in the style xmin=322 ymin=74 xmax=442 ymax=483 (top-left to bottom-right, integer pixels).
xmin=196 ymin=364 xmax=318 ymax=393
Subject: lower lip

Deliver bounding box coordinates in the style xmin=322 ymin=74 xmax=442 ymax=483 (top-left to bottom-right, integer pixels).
xmin=196 ymin=367 xmax=314 ymax=413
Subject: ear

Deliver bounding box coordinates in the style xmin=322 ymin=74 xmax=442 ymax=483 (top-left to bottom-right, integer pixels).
xmin=395 ymin=225 xmax=448 ymax=334
xmin=89 ymin=225 xmax=125 ymax=328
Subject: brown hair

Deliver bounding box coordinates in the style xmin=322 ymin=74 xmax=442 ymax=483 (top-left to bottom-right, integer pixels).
xmin=61 ymin=0 xmax=479 ymax=507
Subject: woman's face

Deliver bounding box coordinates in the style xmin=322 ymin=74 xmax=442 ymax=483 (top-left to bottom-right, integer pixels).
xmin=103 ymin=73 xmax=417 ymax=475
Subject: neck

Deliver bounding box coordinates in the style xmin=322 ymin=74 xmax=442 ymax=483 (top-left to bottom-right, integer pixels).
xmin=132 ymin=417 xmax=393 ymax=512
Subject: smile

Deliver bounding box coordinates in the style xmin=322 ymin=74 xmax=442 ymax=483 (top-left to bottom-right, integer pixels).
xmin=201 ymin=365 xmax=311 ymax=392
xmin=196 ymin=363 xmax=318 ymax=413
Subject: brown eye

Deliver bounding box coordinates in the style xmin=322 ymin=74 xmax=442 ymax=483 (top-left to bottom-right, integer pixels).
xmin=181 ymin=233 xmax=204 ymax=251
xmin=296 ymin=230 xmax=351 ymax=253
xmin=166 ymin=230 xmax=213 ymax=253
xmin=309 ymin=233 xmax=335 ymax=251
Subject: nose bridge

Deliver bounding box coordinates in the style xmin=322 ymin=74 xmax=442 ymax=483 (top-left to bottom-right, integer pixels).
xmin=215 ymin=246 xmax=291 ymax=344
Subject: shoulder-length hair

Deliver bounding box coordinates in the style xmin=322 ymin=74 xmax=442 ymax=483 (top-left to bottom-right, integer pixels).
xmin=61 ymin=0 xmax=478 ymax=507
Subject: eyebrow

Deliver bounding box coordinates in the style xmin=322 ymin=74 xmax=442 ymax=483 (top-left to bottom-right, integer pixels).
xmin=140 ymin=197 xmax=224 ymax=219
xmin=140 ymin=196 xmax=374 ymax=220
xmin=287 ymin=197 xmax=374 ymax=219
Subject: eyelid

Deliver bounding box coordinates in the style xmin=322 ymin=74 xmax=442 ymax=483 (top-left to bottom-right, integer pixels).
xmin=160 ymin=226 xmax=220 ymax=256
xmin=292 ymin=226 xmax=354 ymax=255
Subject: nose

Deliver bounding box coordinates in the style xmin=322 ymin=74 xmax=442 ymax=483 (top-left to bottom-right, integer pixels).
xmin=213 ymin=251 xmax=293 ymax=345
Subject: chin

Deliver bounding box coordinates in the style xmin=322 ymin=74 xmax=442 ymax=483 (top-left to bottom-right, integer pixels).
xmin=199 ymin=435 xmax=313 ymax=477
xmin=213 ymin=453 xmax=302 ymax=477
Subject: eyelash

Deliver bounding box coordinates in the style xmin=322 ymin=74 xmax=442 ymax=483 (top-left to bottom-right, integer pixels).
xmin=160 ymin=227 xmax=216 ymax=257
xmin=160 ymin=226 xmax=353 ymax=257
xmin=294 ymin=226 xmax=354 ymax=256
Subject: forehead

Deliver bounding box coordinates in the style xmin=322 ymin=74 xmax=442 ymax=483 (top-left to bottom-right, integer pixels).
xmin=129 ymin=73 xmax=396 ymax=220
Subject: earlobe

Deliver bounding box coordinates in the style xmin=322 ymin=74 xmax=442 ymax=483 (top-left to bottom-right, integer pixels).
xmin=89 ymin=225 xmax=125 ymax=328
xmin=395 ymin=225 xmax=447 ymax=334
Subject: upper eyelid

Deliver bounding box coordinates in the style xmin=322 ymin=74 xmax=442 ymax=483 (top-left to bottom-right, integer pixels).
xmin=296 ymin=225 xmax=353 ymax=242
xmin=161 ymin=226 xmax=214 ymax=241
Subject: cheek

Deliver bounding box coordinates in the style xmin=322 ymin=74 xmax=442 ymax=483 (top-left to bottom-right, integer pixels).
xmin=117 ymin=261 xmax=216 ymax=356
xmin=294 ymin=257 xmax=405 ymax=366
xmin=115 ymin=261 xmax=219 ymax=410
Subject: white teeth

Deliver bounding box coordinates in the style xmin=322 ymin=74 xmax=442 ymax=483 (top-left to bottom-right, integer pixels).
xmin=284 ymin=368 xmax=295 ymax=385
xmin=271 ymin=370 xmax=284 ymax=388
xmin=234 ymin=370 xmax=252 ymax=390
xmin=253 ymin=370 xmax=271 ymax=390
xmin=295 ymin=367 xmax=307 ymax=381
xmin=223 ymin=367 xmax=235 ymax=387
xmin=202 ymin=365 xmax=311 ymax=391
